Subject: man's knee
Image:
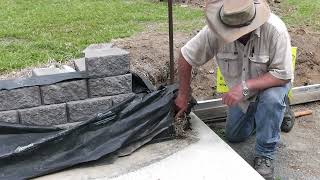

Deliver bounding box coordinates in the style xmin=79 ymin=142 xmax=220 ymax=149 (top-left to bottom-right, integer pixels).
xmin=225 ymin=134 xmax=247 ymax=143
xmin=225 ymin=105 xmax=255 ymax=143
xmin=258 ymin=86 xmax=288 ymax=108
xmin=225 ymin=128 xmax=249 ymax=143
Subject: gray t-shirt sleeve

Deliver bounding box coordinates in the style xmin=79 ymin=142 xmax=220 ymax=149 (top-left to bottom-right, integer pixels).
xmin=181 ymin=26 xmax=220 ymax=67
xmin=268 ymin=31 xmax=294 ymax=80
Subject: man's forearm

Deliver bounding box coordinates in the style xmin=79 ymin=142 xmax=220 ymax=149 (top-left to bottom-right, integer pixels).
xmin=222 ymin=72 xmax=290 ymax=106
xmin=177 ymin=54 xmax=192 ymax=99
xmin=246 ymin=72 xmax=290 ymax=91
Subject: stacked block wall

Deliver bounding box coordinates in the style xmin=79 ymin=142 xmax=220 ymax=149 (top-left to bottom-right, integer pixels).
xmin=0 ymin=47 xmax=134 ymax=126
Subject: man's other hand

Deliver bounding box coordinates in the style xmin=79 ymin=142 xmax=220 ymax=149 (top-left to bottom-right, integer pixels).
xmin=222 ymin=84 xmax=244 ymax=106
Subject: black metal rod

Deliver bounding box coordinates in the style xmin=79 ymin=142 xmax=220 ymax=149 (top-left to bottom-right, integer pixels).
xmin=168 ymin=0 xmax=174 ymax=84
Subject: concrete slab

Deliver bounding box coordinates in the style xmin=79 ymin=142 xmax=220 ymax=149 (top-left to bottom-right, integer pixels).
xmin=35 ymin=113 xmax=263 ymax=180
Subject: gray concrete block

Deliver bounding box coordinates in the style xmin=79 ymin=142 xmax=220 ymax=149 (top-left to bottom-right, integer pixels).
xmin=41 ymin=80 xmax=88 ymax=105
xmin=83 ymin=43 xmax=114 ymax=55
xmin=0 ymin=110 xmax=19 ymax=123
xmin=85 ymin=48 xmax=130 ymax=77
xmin=32 ymin=67 xmax=74 ymax=77
xmin=0 ymin=86 xmax=41 ymax=111
xmin=112 ymin=93 xmax=135 ymax=105
xmin=67 ymin=97 xmax=113 ymax=122
xmin=73 ymin=58 xmax=86 ymax=72
xmin=20 ymin=104 xmax=67 ymax=126
xmin=89 ymin=74 xmax=132 ymax=97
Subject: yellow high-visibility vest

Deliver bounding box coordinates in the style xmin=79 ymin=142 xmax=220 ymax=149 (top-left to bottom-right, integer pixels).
xmin=216 ymin=47 xmax=297 ymax=98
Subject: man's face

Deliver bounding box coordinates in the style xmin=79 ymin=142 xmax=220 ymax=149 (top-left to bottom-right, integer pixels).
xmin=237 ymin=32 xmax=252 ymax=45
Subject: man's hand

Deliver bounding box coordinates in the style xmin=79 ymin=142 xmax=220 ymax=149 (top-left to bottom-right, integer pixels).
xmin=222 ymin=83 xmax=244 ymax=106
xmin=221 ymin=73 xmax=291 ymax=107
xmin=175 ymin=94 xmax=188 ymax=117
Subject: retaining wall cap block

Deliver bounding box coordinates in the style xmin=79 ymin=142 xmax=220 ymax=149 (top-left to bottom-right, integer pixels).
xmin=62 ymin=65 xmax=76 ymax=72
xmin=89 ymin=74 xmax=132 ymax=97
xmin=41 ymin=80 xmax=88 ymax=105
xmin=85 ymin=48 xmax=130 ymax=77
xmin=73 ymin=58 xmax=86 ymax=72
xmin=32 ymin=67 xmax=74 ymax=77
xmin=19 ymin=104 xmax=67 ymax=126
xmin=67 ymin=97 xmax=113 ymax=122
xmin=85 ymin=47 xmax=128 ymax=58
xmin=83 ymin=43 xmax=114 ymax=55
xmin=0 ymin=110 xmax=19 ymax=124
xmin=0 ymin=86 xmax=41 ymax=111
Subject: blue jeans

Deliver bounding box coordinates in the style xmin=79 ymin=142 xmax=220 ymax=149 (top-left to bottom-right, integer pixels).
xmin=225 ymin=83 xmax=290 ymax=159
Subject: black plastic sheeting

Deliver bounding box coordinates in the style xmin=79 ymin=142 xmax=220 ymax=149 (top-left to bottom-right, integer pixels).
xmin=0 ymin=72 xmax=88 ymax=90
xmin=0 ymin=74 xmax=178 ymax=180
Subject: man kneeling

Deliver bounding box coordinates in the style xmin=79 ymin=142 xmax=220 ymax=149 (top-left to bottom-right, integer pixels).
xmin=175 ymin=0 xmax=293 ymax=179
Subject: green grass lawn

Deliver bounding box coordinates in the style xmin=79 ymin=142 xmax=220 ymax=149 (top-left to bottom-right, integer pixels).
xmin=0 ymin=0 xmax=203 ymax=73
xmin=1 ymin=0 xmax=319 ymax=74
xmin=280 ymin=0 xmax=320 ymax=30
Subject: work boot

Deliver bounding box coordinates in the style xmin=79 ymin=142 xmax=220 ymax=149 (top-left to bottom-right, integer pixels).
xmin=254 ymin=156 xmax=274 ymax=180
xmin=281 ymin=95 xmax=295 ymax=132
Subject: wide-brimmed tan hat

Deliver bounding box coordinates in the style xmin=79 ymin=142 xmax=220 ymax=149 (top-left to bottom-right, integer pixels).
xmin=205 ymin=0 xmax=271 ymax=43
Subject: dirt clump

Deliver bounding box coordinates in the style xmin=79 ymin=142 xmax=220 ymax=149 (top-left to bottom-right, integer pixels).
xmin=174 ymin=112 xmax=191 ymax=138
